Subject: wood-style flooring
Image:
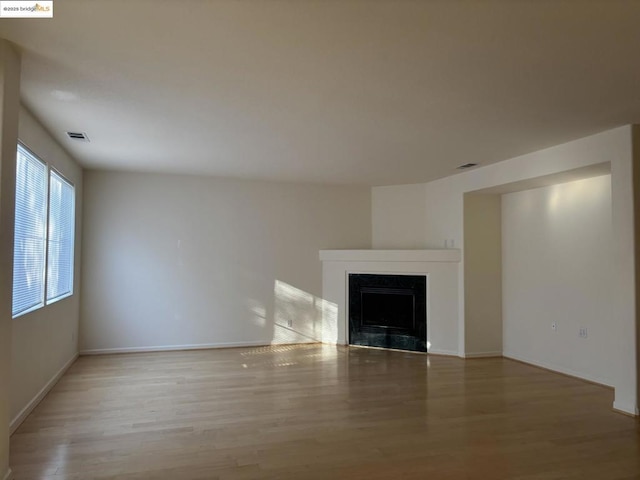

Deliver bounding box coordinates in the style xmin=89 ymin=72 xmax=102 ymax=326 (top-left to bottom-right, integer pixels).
xmin=10 ymin=344 xmax=640 ymax=479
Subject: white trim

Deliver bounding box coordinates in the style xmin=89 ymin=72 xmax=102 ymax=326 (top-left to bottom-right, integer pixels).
xmin=427 ymin=348 xmax=459 ymax=357
xmin=46 ymin=290 xmax=73 ymax=306
xmin=320 ymin=249 xmax=461 ymax=263
xmin=462 ymin=351 xmax=503 ymax=358
xmin=613 ymin=401 xmax=639 ymax=417
xmin=12 ymin=301 xmax=45 ymax=319
xmin=10 ymin=353 xmax=78 ymax=435
xmin=79 ymin=340 xmax=287 ymax=356
xmin=3 ymin=468 xmax=12 ymax=480
xmin=503 ymin=351 xmax=614 ymax=388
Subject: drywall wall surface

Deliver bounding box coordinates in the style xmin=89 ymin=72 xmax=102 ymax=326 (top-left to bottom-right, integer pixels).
xmin=611 ymin=125 xmax=640 ymax=414
xmin=502 ymin=175 xmax=613 ymax=385
xmin=0 ymin=40 xmax=20 ymax=480
xmin=10 ymin=106 xmax=83 ymax=424
xmin=421 ymin=128 xmax=629 ymax=250
xmin=371 ymin=125 xmax=637 ymax=412
xmin=372 ymin=183 xmax=427 ymax=248
xmin=633 ymin=125 xmax=640 ymax=414
xmin=80 ymin=171 xmax=371 ymax=351
xmin=463 ymin=193 xmax=502 ymax=357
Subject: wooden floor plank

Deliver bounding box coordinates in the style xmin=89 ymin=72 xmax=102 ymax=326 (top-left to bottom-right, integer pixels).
xmin=9 ymin=344 xmax=640 ymax=479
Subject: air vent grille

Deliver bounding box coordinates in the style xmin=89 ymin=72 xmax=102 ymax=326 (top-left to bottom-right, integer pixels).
xmin=66 ymin=131 xmax=90 ymax=142
xmin=457 ymin=163 xmax=478 ymax=170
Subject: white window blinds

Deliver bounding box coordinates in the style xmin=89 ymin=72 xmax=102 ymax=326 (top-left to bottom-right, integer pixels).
xmin=12 ymin=145 xmax=48 ymax=316
xmin=47 ymin=171 xmax=75 ymax=302
xmin=12 ymin=143 xmax=76 ymax=318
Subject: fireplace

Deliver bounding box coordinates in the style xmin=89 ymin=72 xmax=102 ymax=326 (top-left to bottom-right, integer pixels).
xmin=348 ymin=274 xmax=427 ymax=352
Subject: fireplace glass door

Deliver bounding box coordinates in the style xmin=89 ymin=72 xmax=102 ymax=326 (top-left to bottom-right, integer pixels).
xmin=348 ymin=274 xmax=427 ymax=352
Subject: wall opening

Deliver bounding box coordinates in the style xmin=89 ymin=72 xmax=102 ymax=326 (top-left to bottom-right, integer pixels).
xmin=463 ymin=163 xmax=614 ymax=386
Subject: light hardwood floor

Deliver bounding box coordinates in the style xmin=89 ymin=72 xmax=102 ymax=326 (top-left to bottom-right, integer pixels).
xmin=9 ymin=344 xmax=640 ymax=479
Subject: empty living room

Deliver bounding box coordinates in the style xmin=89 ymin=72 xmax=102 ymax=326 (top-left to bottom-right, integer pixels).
xmin=2 ymin=1 xmax=640 ymax=479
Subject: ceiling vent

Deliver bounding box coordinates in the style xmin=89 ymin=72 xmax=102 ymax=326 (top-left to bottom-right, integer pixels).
xmin=457 ymin=162 xmax=478 ymax=170
xmin=66 ymin=131 xmax=90 ymax=142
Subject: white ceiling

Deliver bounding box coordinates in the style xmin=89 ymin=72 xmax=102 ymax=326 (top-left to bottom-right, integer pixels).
xmin=1 ymin=0 xmax=640 ymax=186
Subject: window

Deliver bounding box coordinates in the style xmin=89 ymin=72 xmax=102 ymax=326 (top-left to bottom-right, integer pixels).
xmin=47 ymin=171 xmax=75 ymax=301
xmin=12 ymin=143 xmax=75 ymax=317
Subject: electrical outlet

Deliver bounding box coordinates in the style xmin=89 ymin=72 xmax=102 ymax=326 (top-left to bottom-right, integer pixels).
xmin=579 ymin=327 xmax=588 ymax=338
xmin=287 ymin=319 xmax=293 ymax=328
xmin=551 ymin=322 xmax=557 ymax=331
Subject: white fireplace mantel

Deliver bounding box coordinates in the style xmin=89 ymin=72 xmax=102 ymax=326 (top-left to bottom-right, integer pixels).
xmin=319 ymin=249 xmax=460 ymax=263
xmin=319 ymin=249 xmax=461 ymax=355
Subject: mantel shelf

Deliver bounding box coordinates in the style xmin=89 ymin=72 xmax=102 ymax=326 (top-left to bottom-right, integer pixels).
xmin=319 ymin=249 xmax=461 ymax=263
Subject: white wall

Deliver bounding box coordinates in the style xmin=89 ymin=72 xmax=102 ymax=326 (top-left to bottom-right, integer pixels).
xmin=502 ymin=175 xmax=613 ymax=385
xmin=372 ymin=183 xmax=427 ymax=249
xmin=371 ymin=126 xmax=637 ymax=414
xmin=10 ymin=107 xmax=84 ymax=429
xmin=0 ymin=40 xmax=20 ymax=480
xmin=80 ymin=171 xmax=371 ymax=352
xmin=463 ymin=193 xmax=502 ymax=357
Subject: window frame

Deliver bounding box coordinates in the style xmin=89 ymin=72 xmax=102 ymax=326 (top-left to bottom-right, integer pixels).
xmin=46 ymin=166 xmax=76 ymax=305
xmin=12 ymin=141 xmax=76 ymax=319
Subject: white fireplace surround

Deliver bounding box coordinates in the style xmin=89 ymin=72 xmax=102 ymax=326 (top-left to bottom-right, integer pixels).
xmin=320 ymin=249 xmax=461 ymax=355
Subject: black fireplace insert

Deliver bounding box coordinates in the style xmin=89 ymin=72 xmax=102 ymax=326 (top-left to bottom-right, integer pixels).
xmin=348 ymin=274 xmax=427 ymax=352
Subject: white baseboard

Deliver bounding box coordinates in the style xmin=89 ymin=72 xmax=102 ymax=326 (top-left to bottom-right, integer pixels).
xmin=79 ymin=340 xmax=303 ymax=355
xmin=3 ymin=468 xmax=12 ymax=480
xmin=613 ymin=400 xmax=639 ymax=417
xmin=427 ymin=348 xmax=459 ymax=357
xmin=503 ymin=351 xmax=614 ymax=388
xmin=462 ymin=351 xmax=503 ymax=358
xmin=10 ymin=353 xmax=79 ymax=435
